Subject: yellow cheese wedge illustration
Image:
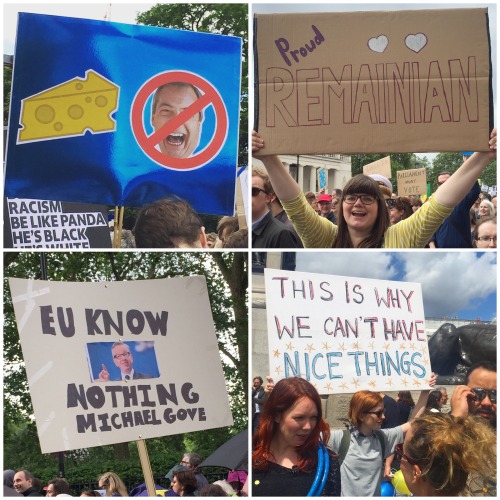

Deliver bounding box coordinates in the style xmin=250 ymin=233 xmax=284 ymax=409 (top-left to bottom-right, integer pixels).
xmin=18 ymin=70 xmax=119 ymax=143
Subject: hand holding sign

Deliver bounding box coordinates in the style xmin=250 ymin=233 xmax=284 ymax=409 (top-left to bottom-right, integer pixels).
xmin=98 ymin=364 xmax=110 ymax=382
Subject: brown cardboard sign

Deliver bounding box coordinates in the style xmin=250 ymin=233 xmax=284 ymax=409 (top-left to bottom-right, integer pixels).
xmin=363 ymin=156 xmax=392 ymax=178
xmin=397 ymin=168 xmax=427 ymax=196
xmin=254 ymin=9 xmax=492 ymax=155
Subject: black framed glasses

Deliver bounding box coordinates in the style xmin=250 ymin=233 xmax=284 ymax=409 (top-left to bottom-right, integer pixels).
xmin=394 ymin=443 xmax=418 ymax=466
xmin=476 ymin=236 xmax=497 ymax=243
xmin=385 ymin=198 xmax=396 ymax=209
xmin=252 ymin=187 xmax=267 ymax=197
xmin=344 ymin=194 xmax=376 ymax=205
xmin=471 ymin=388 xmax=497 ymax=404
xmin=113 ymin=352 xmax=131 ymax=360
xmin=365 ymin=409 xmax=385 ymax=418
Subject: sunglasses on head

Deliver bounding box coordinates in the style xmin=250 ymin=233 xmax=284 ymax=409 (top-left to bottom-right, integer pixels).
xmin=394 ymin=443 xmax=418 ymax=466
xmin=471 ymin=388 xmax=497 ymax=404
xmin=252 ymin=187 xmax=267 ymax=197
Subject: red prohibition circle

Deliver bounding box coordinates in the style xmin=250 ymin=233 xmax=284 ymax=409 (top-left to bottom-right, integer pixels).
xmin=131 ymin=71 xmax=228 ymax=170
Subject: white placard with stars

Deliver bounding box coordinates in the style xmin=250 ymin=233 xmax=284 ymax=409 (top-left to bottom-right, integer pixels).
xmin=265 ymin=268 xmax=432 ymax=394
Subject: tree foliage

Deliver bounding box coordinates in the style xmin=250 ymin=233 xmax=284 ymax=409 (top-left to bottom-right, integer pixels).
xmin=4 ymin=252 xmax=247 ymax=485
xmin=136 ymin=3 xmax=248 ymax=166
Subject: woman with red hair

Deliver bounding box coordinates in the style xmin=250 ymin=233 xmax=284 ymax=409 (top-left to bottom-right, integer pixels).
xmin=252 ymin=377 xmax=340 ymax=496
xmin=328 ymin=373 xmax=436 ymax=496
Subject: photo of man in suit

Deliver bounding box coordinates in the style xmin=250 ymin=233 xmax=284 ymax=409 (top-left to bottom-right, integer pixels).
xmin=97 ymin=342 xmax=153 ymax=381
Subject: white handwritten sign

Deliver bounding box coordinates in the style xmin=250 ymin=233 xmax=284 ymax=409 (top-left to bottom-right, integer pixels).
xmin=265 ymin=268 xmax=431 ymax=394
xmin=9 ymin=276 xmax=233 ymax=453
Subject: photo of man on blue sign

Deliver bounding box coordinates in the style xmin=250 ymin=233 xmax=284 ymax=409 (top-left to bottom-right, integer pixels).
xmin=151 ymin=82 xmax=204 ymax=159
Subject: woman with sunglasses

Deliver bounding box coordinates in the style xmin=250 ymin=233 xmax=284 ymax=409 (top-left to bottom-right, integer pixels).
xmin=327 ymin=373 xmax=436 ymax=496
xmin=396 ymin=412 xmax=496 ymax=496
xmin=253 ymin=377 xmax=341 ymax=496
xmin=252 ymin=129 xmax=496 ymax=248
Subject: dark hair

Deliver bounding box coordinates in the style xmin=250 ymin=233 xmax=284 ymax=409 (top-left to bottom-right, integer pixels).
xmin=15 ymin=471 xmax=34 ymax=483
xmin=152 ymin=82 xmax=203 ymax=120
xmin=133 ymin=198 xmax=203 ymax=248
xmin=253 ymin=377 xmax=331 ymax=472
xmin=333 ymin=175 xmax=390 ymax=248
xmin=466 ymin=361 xmax=497 ymax=385
xmin=198 ymin=484 xmax=228 ymax=496
xmin=253 ymin=376 xmax=263 ymax=384
xmin=48 ymin=479 xmax=70 ymax=496
xmin=304 ymin=191 xmax=317 ymax=201
xmin=173 ymin=470 xmax=198 ymax=495
xmin=393 ymin=196 xmax=413 ymax=220
xmin=223 ymin=228 xmax=248 ymax=248
xmin=217 ymin=216 xmax=239 ymax=240
xmin=397 ymin=390 xmax=415 ymax=406
xmin=426 ymin=390 xmax=443 ymax=411
xmin=80 ymin=490 xmax=102 ymax=497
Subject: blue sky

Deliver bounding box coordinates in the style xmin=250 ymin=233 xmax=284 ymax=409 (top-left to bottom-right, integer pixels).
xmin=295 ymin=251 xmax=497 ymax=321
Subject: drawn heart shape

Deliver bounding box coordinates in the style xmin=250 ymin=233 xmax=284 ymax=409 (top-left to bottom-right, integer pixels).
xmin=405 ymin=33 xmax=427 ymax=53
xmin=368 ymin=35 xmax=388 ymax=53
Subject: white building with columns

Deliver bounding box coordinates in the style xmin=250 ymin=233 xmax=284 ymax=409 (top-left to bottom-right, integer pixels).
xmin=253 ymin=153 xmax=352 ymax=193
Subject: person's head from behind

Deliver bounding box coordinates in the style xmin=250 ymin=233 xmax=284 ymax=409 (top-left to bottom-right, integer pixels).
xmin=216 ymin=216 xmax=239 ymax=248
xmin=46 ymin=479 xmax=70 ymax=497
xmin=252 ymin=167 xmax=273 ymax=221
xmin=349 ymin=390 xmax=385 ymax=432
xmin=438 ymin=387 xmax=448 ymax=406
xmin=98 ymin=471 xmax=127 ymax=497
xmin=426 ymin=390 xmax=443 ymax=410
xmin=400 ymin=413 xmax=496 ymax=496
xmin=335 ymin=175 xmax=389 ymax=247
xmin=198 ymin=484 xmax=228 ymax=496
xmin=480 ymin=191 xmax=492 ymax=202
xmin=223 ymin=228 xmax=248 ymax=248
xmin=133 ymin=198 xmax=207 ymax=248
xmin=151 ymin=82 xmax=203 ymax=159
xmin=465 ymin=361 xmax=496 ymax=425
xmin=172 ymin=470 xmax=198 ymax=496
xmin=479 ymin=199 xmax=495 ymax=218
xmin=397 ymin=390 xmax=415 ymax=406
xmin=80 ymin=490 xmax=101 ymax=497
xmin=473 ymin=217 xmax=497 ymax=249
xmin=13 ymin=470 xmax=33 ymax=494
xmin=253 ymin=377 xmax=330 ymax=470
xmin=389 ymin=196 xmax=413 ymax=224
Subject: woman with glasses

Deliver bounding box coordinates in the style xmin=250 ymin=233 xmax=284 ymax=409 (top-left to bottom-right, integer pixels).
xmin=327 ymin=373 xmax=436 ymax=496
xmin=473 ymin=217 xmax=497 ymax=248
xmin=252 ymin=129 xmax=496 ymax=248
xmin=396 ymin=412 xmax=496 ymax=496
xmin=252 ymin=377 xmax=341 ymax=496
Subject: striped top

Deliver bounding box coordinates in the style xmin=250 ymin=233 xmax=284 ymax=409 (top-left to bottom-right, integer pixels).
xmin=282 ymin=193 xmax=453 ymax=248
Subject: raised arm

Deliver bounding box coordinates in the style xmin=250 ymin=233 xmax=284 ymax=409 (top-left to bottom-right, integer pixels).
xmin=434 ymin=129 xmax=496 ymax=207
xmin=252 ymin=130 xmax=301 ymax=202
xmin=401 ymin=372 xmax=437 ymax=434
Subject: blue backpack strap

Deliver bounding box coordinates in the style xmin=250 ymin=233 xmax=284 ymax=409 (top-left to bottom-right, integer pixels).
xmin=337 ymin=429 xmax=351 ymax=465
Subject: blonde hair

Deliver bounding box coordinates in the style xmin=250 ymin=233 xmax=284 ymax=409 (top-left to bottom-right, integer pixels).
xmin=98 ymin=472 xmax=128 ymax=497
xmin=406 ymin=413 xmax=496 ymax=495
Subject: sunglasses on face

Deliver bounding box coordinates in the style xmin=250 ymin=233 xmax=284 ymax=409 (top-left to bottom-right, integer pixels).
xmin=394 ymin=443 xmax=418 ymax=466
xmin=365 ymin=409 xmax=385 ymax=418
xmin=344 ymin=194 xmax=376 ymax=205
xmin=252 ymin=187 xmax=267 ymax=197
xmin=385 ymin=198 xmax=396 ymax=209
xmin=471 ymin=388 xmax=497 ymax=404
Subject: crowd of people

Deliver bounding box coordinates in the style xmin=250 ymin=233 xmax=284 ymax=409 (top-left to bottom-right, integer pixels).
xmin=252 ymin=129 xmax=497 ymax=249
xmin=252 ymin=360 xmax=496 ymax=497
xmin=110 ymin=201 xmax=248 ymax=249
xmin=4 ymin=452 xmax=248 ymax=497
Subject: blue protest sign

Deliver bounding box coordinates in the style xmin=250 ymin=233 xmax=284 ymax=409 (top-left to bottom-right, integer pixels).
xmin=5 ymin=13 xmax=242 ymax=215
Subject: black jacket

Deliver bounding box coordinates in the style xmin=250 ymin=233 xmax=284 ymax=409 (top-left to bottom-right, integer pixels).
xmin=252 ymin=212 xmax=298 ymax=249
